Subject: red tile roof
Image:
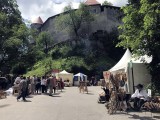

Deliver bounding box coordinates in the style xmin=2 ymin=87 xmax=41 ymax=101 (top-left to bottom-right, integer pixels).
xmin=32 ymin=16 xmax=43 ymax=24
xmin=85 ymin=0 xmax=100 ymax=5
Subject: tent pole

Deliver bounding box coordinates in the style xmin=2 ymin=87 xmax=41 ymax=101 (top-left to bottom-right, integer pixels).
xmin=131 ymin=63 xmax=135 ymax=92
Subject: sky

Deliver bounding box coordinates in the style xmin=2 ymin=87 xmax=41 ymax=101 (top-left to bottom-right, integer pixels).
xmin=16 ymin=0 xmax=128 ymax=22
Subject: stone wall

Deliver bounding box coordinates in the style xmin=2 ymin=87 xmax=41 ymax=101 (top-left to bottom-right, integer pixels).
xmin=32 ymin=5 xmax=123 ymax=44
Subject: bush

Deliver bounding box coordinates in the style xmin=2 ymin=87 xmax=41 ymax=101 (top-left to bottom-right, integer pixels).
xmin=12 ymin=63 xmax=27 ymax=75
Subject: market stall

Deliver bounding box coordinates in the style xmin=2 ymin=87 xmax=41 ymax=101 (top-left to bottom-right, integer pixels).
xmin=55 ymin=70 xmax=73 ymax=86
xmin=73 ymin=73 xmax=87 ymax=86
xmin=103 ymin=49 xmax=152 ymax=94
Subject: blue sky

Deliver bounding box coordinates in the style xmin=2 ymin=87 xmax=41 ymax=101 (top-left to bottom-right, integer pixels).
xmin=17 ymin=0 xmax=128 ymax=22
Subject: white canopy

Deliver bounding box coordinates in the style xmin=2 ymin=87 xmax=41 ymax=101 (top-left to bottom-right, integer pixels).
xmin=56 ymin=70 xmax=73 ymax=86
xmin=108 ymin=49 xmax=152 ymax=94
xmin=59 ymin=70 xmax=70 ymax=74
xmin=74 ymin=73 xmax=87 ymax=77
xmin=131 ymin=55 xmax=152 ymax=63
xmin=109 ymin=49 xmax=152 ymax=72
xmin=109 ymin=49 xmax=132 ymax=72
xmin=73 ymin=73 xmax=87 ymax=86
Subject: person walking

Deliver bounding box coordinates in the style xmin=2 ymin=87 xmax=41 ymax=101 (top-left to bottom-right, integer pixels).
xmin=17 ymin=76 xmax=27 ymax=102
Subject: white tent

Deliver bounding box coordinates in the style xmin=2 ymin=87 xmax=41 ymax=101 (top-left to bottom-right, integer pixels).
xmin=73 ymin=73 xmax=87 ymax=86
xmin=109 ymin=49 xmax=132 ymax=72
xmin=131 ymin=55 xmax=152 ymax=63
xmin=108 ymin=49 xmax=152 ymax=94
xmin=59 ymin=70 xmax=71 ymax=74
xmin=55 ymin=70 xmax=73 ymax=86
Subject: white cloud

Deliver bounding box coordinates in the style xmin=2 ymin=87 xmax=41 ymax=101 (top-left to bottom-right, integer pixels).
xmin=17 ymin=0 xmax=128 ymax=22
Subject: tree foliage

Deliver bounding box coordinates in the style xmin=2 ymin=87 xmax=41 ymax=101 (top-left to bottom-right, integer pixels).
xmin=55 ymin=3 xmax=94 ymax=38
xmin=11 ymin=62 xmax=26 ymax=75
xmin=0 ymin=0 xmax=30 ymax=74
xmin=36 ymin=31 xmax=53 ymax=55
xmin=118 ymin=0 xmax=160 ymax=93
xmin=102 ymin=0 xmax=113 ymax=6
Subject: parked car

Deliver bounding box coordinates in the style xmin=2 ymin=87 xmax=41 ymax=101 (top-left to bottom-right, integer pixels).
xmin=63 ymin=80 xmax=71 ymax=87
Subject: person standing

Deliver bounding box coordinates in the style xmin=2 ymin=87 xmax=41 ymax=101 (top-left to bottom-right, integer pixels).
xmin=30 ymin=76 xmax=36 ymax=95
xmin=48 ymin=75 xmax=57 ymax=96
xmin=35 ymin=77 xmax=41 ymax=94
xmin=17 ymin=76 xmax=27 ymax=102
xmin=41 ymin=76 xmax=46 ymax=93
xmin=59 ymin=77 xmax=64 ymax=90
xmin=45 ymin=76 xmax=50 ymax=93
xmin=48 ymin=76 xmax=53 ymax=96
xmin=52 ymin=76 xmax=57 ymax=94
xmin=25 ymin=76 xmax=30 ymax=97
xmin=14 ymin=76 xmax=21 ymax=85
xmin=91 ymin=76 xmax=95 ymax=86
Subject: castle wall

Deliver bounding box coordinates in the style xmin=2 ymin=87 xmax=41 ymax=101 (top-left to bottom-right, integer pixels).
xmin=79 ymin=6 xmax=122 ymax=37
xmin=40 ymin=16 xmax=71 ymax=43
xmin=31 ymin=23 xmax=42 ymax=30
xmin=38 ymin=5 xmax=123 ymax=44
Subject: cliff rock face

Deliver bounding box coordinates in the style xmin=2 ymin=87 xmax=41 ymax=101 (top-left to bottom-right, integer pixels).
xmin=31 ymin=5 xmax=123 ymax=44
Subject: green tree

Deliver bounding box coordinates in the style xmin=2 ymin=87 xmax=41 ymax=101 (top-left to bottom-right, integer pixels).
xmin=55 ymin=3 xmax=94 ymax=39
xmin=36 ymin=31 xmax=53 ymax=55
xmin=118 ymin=0 xmax=160 ymax=93
xmin=0 ymin=0 xmax=30 ymax=74
xmin=11 ymin=62 xmax=27 ymax=75
xmin=102 ymin=0 xmax=113 ymax=6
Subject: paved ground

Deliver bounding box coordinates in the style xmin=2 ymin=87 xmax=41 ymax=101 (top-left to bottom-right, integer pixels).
xmin=0 ymin=86 xmax=160 ymax=120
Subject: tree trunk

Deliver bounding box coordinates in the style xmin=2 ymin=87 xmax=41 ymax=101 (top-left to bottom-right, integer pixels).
xmin=44 ymin=39 xmax=48 ymax=55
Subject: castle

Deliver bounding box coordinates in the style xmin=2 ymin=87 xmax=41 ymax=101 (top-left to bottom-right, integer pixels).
xmin=31 ymin=0 xmax=123 ymax=44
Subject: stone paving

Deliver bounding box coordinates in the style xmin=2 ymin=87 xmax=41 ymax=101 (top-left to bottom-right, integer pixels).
xmin=0 ymin=86 xmax=160 ymax=120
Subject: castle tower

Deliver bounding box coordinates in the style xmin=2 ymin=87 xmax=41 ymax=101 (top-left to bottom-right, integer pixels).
xmin=31 ymin=16 xmax=43 ymax=30
xmin=84 ymin=0 xmax=101 ymax=14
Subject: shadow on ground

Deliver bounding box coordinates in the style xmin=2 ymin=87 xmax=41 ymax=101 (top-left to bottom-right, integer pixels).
xmin=86 ymin=93 xmax=94 ymax=95
xmin=26 ymin=95 xmax=34 ymax=98
xmin=153 ymin=116 xmax=160 ymax=119
xmin=0 ymin=104 xmax=10 ymax=108
xmin=51 ymin=95 xmax=61 ymax=97
xmin=105 ymin=110 xmax=160 ymax=120
xmin=127 ymin=113 xmax=156 ymax=120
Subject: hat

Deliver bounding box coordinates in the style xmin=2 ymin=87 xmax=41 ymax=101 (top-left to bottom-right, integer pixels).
xmin=135 ymin=84 xmax=143 ymax=88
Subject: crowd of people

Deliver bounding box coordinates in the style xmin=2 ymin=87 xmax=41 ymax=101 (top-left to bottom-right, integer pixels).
xmin=14 ymin=75 xmax=64 ymax=101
